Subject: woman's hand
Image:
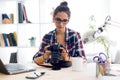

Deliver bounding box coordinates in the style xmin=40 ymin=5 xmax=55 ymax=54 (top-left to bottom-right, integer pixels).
xmin=34 ymin=45 xmax=51 ymax=65
xmin=44 ymin=46 xmax=51 ymax=55
xmin=44 ymin=45 xmax=51 ymax=59
xmin=82 ymin=56 xmax=87 ymax=63
xmin=61 ymin=47 xmax=67 ymax=56
xmin=60 ymin=47 xmax=71 ymax=61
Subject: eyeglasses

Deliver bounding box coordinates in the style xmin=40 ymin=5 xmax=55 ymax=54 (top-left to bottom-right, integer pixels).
xmin=55 ymin=18 xmax=69 ymax=24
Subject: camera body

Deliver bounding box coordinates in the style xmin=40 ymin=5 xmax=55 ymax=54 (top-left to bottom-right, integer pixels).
xmin=47 ymin=43 xmax=63 ymax=65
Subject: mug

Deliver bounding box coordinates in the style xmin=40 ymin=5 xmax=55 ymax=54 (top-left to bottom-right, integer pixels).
xmin=72 ymin=57 xmax=83 ymax=71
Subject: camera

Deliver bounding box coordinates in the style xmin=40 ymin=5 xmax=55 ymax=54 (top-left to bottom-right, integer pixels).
xmin=47 ymin=43 xmax=64 ymax=70
xmin=47 ymin=43 xmax=63 ymax=64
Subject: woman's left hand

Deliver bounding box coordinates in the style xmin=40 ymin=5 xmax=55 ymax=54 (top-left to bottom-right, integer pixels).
xmin=82 ymin=56 xmax=87 ymax=63
xmin=60 ymin=47 xmax=71 ymax=61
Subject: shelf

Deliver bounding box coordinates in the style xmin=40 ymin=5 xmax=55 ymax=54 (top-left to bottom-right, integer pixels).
xmin=0 ymin=0 xmax=40 ymax=63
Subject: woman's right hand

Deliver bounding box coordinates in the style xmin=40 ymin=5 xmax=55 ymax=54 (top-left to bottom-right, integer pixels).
xmin=34 ymin=45 xmax=52 ymax=65
xmin=44 ymin=45 xmax=51 ymax=58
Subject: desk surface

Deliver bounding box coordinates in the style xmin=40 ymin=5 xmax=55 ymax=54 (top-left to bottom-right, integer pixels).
xmin=0 ymin=63 xmax=98 ymax=80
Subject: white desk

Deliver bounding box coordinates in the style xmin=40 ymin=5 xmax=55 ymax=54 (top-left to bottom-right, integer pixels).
xmin=0 ymin=63 xmax=98 ymax=80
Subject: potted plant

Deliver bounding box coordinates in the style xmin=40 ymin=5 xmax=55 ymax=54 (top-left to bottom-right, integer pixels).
xmin=29 ymin=37 xmax=36 ymax=47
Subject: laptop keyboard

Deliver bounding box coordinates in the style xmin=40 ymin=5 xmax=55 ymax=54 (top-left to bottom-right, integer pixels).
xmin=5 ymin=63 xmax=26 ymax=72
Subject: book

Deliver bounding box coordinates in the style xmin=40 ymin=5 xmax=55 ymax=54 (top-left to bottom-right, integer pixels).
xmin=2 ymin=14 xmax=12 ymax=24
xmin=13 ymin=32 xmax=17 ymax=43
xmin=18 ymin=3 xmax=25 ymax=23
xmin=9 ymin=52 xmax=17 ymax=63
xmin=9 ymin=13 xmax=14 ymax=24
xmin=102 ymin=76 xmax=120 ymax=80
xmin=0 ymin=34 xmax=5 ymax=46
xmin=106 ymin=64 xmax=120 ymax=76
xmin=9 ymin=33 xmax=17 ymax=46
xmin=2 ymin=33 xmax=9 ymax=46
xmin=22 ymin=4 xmax=31 ymax=23
xmin=7 ymin=33 xmax=13 ymax=46
xmin=2 ymin=14 xmax=9 ymax=20
xmin=6 ymin=32 xmax=17 ymax=46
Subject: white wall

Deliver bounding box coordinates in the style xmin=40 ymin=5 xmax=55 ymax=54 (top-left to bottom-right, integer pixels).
xmin=109 ymin=0 xmax=120 ymax=47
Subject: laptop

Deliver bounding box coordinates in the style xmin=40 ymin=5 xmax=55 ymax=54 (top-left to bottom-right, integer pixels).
xmin=0 ymin=59 xmax=36 ymax=75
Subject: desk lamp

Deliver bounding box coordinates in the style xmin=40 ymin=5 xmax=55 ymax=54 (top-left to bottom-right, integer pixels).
xmin=83 ymin=15 xmax=120 ymax=44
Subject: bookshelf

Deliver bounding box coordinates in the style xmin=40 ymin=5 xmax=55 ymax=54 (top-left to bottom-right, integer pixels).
xmin=0 ymin=0 xmax=40 ymax=64
xmin=0 ymin=0 xmax=62 ymax=64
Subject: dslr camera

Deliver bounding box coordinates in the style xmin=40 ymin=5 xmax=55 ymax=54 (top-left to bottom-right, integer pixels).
xmin=47 ymin=43 xmax=64 ymax=70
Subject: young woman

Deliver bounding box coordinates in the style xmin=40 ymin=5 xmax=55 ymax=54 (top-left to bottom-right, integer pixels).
xmin=33 ymin=1 xmax=86 ymax=68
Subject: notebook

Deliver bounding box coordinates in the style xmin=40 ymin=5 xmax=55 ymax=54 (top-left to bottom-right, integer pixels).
xmin=102 ymin=76 xmax=120 ymax=80
xmin=0 ymin=59 xmax=36 ymax=75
